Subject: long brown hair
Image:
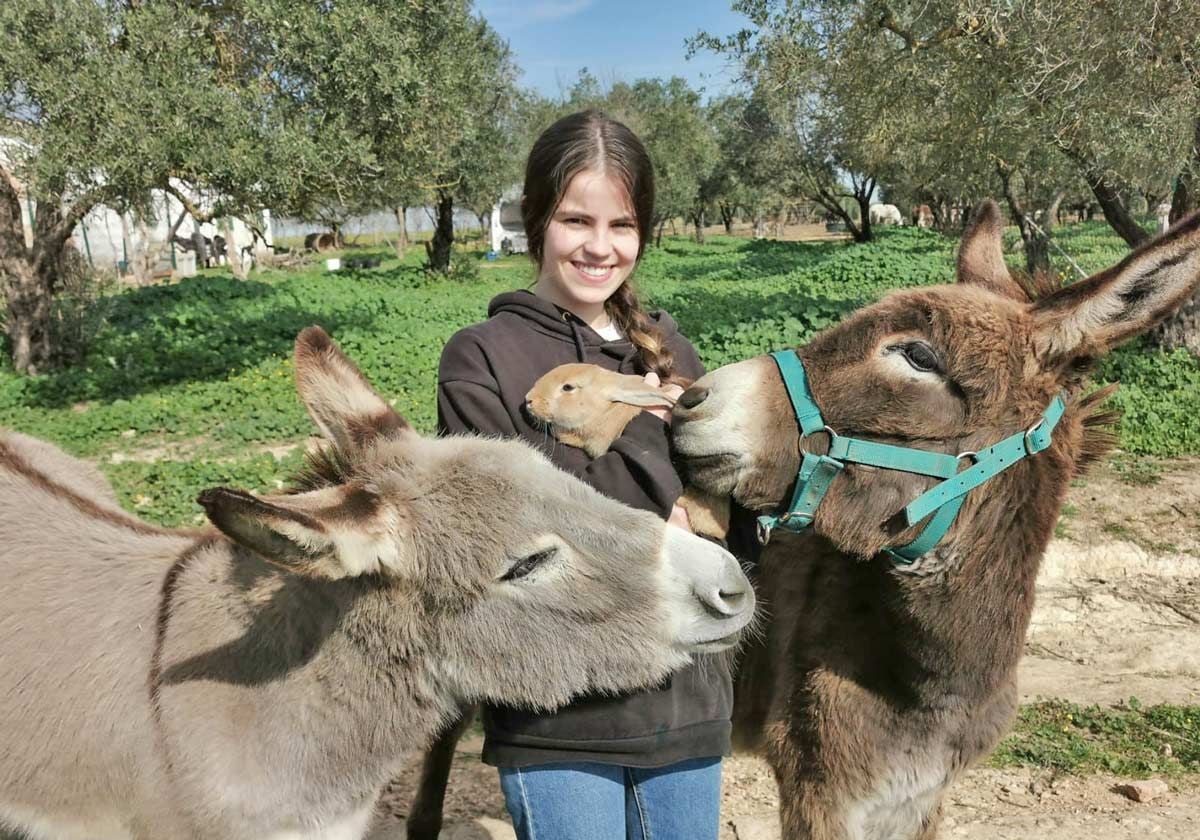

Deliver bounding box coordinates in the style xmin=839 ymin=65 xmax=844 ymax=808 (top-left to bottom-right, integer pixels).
xmin=522 ymin=110 xmax=678 ymax=382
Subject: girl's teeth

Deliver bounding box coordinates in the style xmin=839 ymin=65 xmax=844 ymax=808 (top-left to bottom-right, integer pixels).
xmin=577 ymin=264 xmax=609 ymax=277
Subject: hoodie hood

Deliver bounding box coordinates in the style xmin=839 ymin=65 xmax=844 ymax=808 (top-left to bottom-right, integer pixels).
xmin=487 ymin=289 xmax=680 ymax=367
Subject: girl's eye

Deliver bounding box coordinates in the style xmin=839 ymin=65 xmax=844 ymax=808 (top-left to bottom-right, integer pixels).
xmin=501 ymin=548 xmax=557 ymax=582
xmin=901 ymin=342 xmax=940 ymax=373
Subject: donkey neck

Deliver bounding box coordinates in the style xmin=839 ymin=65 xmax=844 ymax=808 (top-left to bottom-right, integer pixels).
xmin=879 ymin=442 xmax=1072 ymax=697
xmin=155 ymin=540 xmax=457 ymax=799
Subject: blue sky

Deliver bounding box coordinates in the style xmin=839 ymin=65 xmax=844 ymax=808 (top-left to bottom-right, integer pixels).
xmin=475 ymin=0 xmax=751 ymax=100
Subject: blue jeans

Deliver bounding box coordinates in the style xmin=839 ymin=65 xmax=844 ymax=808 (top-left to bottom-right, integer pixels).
xmin=498 ymin=757 xmax=722 ymax=840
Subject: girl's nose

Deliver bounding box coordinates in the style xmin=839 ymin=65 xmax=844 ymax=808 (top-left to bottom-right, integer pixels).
xmin=582 ymin=225 xmax=612 ymax=258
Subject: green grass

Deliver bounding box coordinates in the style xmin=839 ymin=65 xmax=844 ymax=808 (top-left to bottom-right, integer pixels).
xmin=991 ymin=699 xmax=1200 ymax=777
xmin=1109 ymin=455 xmax=1166 ymax=487
xmin=2 ymin=224 xmax=1198 ymax=525
xmin=1054 ymin=503 xmax=1079 ymax=539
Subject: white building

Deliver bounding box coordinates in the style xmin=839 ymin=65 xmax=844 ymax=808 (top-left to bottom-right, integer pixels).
xmin=1 ymin=138 xmax=271 ymax=277
xmin=490 ymin=183 xmax=526 ymax=255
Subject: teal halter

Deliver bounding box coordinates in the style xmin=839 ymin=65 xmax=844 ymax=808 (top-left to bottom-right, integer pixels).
xmin=756 ymin=349 xmax=1067 ymax=564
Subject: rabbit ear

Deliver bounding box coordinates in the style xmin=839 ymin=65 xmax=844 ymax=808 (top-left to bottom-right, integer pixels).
xmin=610 ymin=388 xmax=678 ymax=408
xmin=600 ymin=370 xmax=677 ymax=408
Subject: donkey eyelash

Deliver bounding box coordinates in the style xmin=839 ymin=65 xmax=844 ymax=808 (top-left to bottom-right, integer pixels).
xmin=500 ymin=547 xmax=558 ymax=582
xmin=888 ymin=341 xmax=943 ymax=374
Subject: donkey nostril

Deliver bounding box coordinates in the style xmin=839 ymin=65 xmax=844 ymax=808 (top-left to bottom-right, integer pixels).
xmin=720 ymin=588 xmax=747 ymax=610
xmin=701 ymin=585 xmax=747 ymax=617
xmin=678 ymin=385 xmax=710 ymax=410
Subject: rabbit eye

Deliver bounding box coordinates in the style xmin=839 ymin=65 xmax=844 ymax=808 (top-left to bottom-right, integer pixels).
xmin=561 ymin=383 xmax=576 ymax=392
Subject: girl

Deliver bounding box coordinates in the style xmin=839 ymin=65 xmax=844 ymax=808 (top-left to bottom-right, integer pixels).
xmin=437 ymin=110 xmax=731 ymax=839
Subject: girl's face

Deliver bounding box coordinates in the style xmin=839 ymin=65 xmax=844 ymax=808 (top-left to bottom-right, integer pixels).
xmin=534 ymin=169 xmax=640 ymax=327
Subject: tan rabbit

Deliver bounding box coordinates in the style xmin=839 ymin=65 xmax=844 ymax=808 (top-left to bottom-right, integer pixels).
xmin=525 ymin=363 xmax=731 ymax=539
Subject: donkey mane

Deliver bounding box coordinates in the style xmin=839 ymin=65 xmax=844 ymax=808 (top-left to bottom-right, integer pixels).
xmin=1071 ymin=383 xmax=1121 ymax=476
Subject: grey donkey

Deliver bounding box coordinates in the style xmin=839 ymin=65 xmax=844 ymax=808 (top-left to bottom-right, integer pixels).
xmin=0 ymin=326 xmax=755 ymax=840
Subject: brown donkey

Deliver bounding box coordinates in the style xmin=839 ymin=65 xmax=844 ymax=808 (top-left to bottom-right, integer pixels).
xmin=0 ymin=327 xmax=754 ymax=840
xmin=670 ymin=200 xmax=1200 ymax=839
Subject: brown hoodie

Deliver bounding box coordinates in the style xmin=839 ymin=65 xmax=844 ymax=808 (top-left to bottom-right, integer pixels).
xmin=437 ymin=289 xmax=732 ymax=768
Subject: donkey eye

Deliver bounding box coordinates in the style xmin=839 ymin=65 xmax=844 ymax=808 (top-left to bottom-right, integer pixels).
xmin=901 ymin=342 xmax=940 ymax=373
xmin=501 ymin=547 xmax=557 ymax=582
xmin=561 ymin=383 xmax=576 ymax=392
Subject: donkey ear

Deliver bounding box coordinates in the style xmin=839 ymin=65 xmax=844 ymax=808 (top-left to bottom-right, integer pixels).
xmin=198 ymin=485 xmax=409 ymax=578
xmin=293 ymin=326 xmax=414 ymax=454
xmin=956 ymin=200 xmax=1028 ymax=302
xmin=1032 ymin=213 xmax=1200 ymax=361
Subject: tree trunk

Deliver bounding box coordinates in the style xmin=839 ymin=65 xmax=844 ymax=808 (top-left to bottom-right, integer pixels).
xmin=1 ymin=177 xmax=54 ymax=373
xmin=720 ymin=202 xmax=735 ymax=234
xmin=394 ymin=206 xmax=408 ymax=258
xmin=1149 ymin=289 xmax=1200 ymax=356
xmin=1078 ymin=163 xmax=1148 ymax=247
xmin=655 ymin=220 xmax=666 ymax=248
xmin=1000 ymin=168 xmax=1054 ymax=276
xmin=693 ymin=207 xmax=706 ymax=244
xmin=425 ymin=191 xmax=454 ymax=272
xmin=4 ymin=258 xmax=56 ymax=374
xmin=1047 ymin=190 xmax=1066 ymax=229
xmin=1170 ymin=115 xmax=1200 ymax=224
xmin=853 ymin=191 xmax=873 ymax=243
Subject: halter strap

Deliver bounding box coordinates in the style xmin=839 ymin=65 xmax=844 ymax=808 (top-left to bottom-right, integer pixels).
xmin=756 ymin=349 xmax=1068 ymax=564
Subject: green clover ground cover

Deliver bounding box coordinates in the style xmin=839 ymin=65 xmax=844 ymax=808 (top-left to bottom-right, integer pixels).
xmin=2 ymin=224 xmax=1197 ymax=526
xmin=992 ymin=699 xmax=1200 ymax=778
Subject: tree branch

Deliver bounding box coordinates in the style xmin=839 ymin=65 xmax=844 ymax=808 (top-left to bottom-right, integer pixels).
xmin=163 ymin=182 xmax=220 ymax=224
xmin=873 ymin=2 xmax=967 ymax=54
xmin=0 ymin=160 xmax=23 ymax=198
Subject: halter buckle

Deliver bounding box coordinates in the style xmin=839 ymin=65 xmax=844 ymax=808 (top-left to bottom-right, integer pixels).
xmin=1024 ymin=418 xmax=1046 ymax=454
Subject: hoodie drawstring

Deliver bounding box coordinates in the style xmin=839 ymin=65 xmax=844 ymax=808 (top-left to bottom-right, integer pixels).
xmin=565 ymin=313 xmax=588 ymax=362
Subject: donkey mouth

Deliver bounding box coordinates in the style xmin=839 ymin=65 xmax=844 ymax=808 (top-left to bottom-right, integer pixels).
xmin=687 ymin=631 xmax=743 ymax=653
xmin=678 ymin=452 xmax=741 ymax=493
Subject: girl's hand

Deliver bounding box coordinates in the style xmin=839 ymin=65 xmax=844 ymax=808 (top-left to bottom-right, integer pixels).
xmin=667 ymin=502 xmax=693 ymax=532
xmin=642 ymin=372 xmax=683 ymax=423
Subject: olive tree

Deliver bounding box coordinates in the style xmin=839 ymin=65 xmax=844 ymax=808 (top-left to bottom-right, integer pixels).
xmin=0 ymin=1 xmax=306 ymax=373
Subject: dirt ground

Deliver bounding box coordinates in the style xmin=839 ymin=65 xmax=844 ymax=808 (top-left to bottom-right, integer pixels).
xmin=368 ymin=457 xmax=1200 ymax=840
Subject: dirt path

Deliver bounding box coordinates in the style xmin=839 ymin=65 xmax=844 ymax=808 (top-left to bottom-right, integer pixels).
xmin=368 ymin=457 xmax=1200 ymax=839
xmin=369 ymin=747 xmax=1200 ymax=840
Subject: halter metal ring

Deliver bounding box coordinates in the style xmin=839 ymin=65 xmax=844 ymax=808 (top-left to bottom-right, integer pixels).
xmin=955 ymin=450 xmax=978 ymax=465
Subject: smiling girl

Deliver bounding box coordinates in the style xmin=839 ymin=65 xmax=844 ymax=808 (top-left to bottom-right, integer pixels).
xmin=437 ymin=110 xmax=730 ymax=839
